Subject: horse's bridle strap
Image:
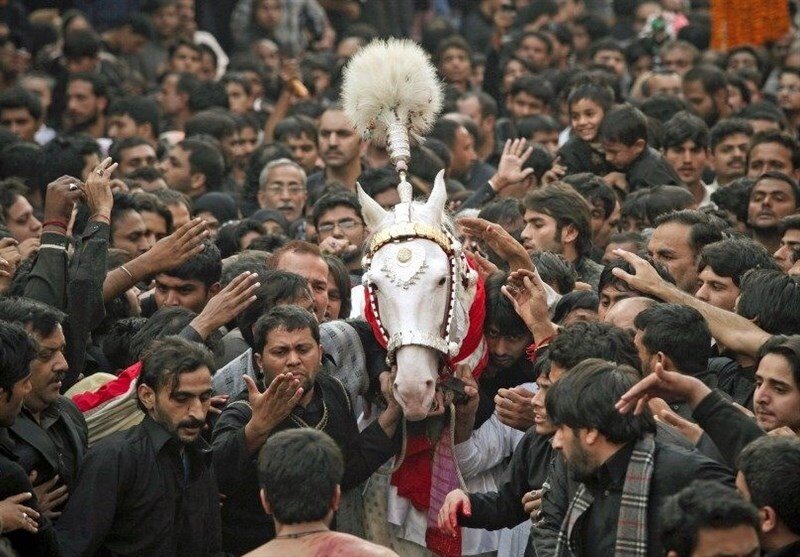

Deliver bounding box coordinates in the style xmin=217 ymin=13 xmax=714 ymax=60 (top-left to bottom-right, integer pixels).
xmin=386 ymin=330 xmax=450 ymax=359
xmin=369 ymin=222 xmax=452 ymax=255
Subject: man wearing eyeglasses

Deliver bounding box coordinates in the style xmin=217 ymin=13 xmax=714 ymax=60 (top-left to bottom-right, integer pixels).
xmin=257 ymin=158 xmax=308 ymax=225
xmin=312 ymin=191 xmax=367 ymax=276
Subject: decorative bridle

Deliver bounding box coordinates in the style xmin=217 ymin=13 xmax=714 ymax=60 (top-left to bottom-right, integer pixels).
xmin=363 ymin=205 xmax=470 ymax=372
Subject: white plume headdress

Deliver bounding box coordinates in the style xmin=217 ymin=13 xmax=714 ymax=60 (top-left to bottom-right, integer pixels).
xmin=342 ymin=39 xmax=443 ymax=202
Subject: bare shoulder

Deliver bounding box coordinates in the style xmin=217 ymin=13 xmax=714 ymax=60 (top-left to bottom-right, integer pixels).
xmin=309 ymin=532 xmax=399 ymax=557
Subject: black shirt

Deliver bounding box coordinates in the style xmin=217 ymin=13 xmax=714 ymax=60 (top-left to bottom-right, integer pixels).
xmin=211 ymin=373 xmax=398 ymax=555
xmin=624 ymin=147 xmax=682 ymax=192
xmin=54 ymin=415 xmax=221 ymax=557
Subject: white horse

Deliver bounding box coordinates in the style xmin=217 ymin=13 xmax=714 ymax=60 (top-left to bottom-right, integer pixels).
xmin=357 ymin=171 xmax=485 ymax=421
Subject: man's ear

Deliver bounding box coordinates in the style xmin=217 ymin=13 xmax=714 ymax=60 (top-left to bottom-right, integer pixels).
xmin=584 ymin=428 xmax=600 ymax=445
xmin=633 ymin=138 xmax=646 ymax=155
xmin=190 ymin=172 xmax=206 ymax=194
xmin=656 ymin=351 xmax=673 ymax=370
xmin=330 ymin=485 xmax=341 ymax=513
xmin=208 ymin=282 xmax=221 ymax=297
xmin=137 ymin=383 xmax=156 ymax=411
xmin=98 ymin=96 xmax=109 ymax=113
xmin=260 ymin=488 xmax=272 ymax=515
xmin=254 ymin=350 xmax=263 ymax=371
xmin=760 ymin=506 xmax=778 ymax=534
xmin=561 ymin=223 xmax=579 ymax=245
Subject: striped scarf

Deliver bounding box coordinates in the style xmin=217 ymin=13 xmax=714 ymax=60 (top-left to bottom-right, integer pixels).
xmin=555 ymin=434 xmax=656 ymax=557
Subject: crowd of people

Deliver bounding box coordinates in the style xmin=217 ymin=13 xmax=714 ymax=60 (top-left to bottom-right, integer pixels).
xmin=0 ymin=0 xmax=798 ymax=556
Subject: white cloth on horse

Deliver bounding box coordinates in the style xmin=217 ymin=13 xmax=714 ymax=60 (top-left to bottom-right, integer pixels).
xmin=386 ymin=383 xmax=535 ymax=555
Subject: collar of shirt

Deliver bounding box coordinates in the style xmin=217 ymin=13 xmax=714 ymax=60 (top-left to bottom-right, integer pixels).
xmin=586 ymin=441 xmax=635 ymax=492
xmin=21 ymin=403 xmax=60 ymax=430
xmin=141 ymin=414 xmax=212 ymax=462
xmin=0 ymin=428 xmax=15 ymax=458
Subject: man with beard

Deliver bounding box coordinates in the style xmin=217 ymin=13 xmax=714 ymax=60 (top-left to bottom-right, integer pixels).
xmin=0 ymin=298 xmax=88 ymax=522
xmin=747 ymin=172 xmax=800 ymax=253
xmin=682 ymin=65 xmax=732 ymax=128
xmin=534 ymin=359 xmax=732 ymax=557
xmin=661 ymin=112 xmax=714 ymax=208
xmin=313 ymin=192 xmax=367 ymax=277
xmin=521 ymin=182 xmax=604 ymax=290
xmin=157 ymin=137 xmax=225 ymax=200
xmin=257 ymin=159 xmax=308 ymax=228
xmin=55 ymin=337 xmax=222 ymax=556
xmin=212 ymin=306 xmax=400 ymax=555
xmin=65 ymin=73 xmax=108 ymax=141
xmin=708 ymin=119 xmax=753 ymax=189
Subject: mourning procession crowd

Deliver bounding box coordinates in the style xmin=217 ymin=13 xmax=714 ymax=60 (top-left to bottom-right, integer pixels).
xmin=1 ymin=0 xmax=800 ymax=556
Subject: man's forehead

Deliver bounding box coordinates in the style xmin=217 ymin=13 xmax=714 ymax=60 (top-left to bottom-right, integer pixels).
xmin=266 ymin=326 xmax=316 ymax=344
xmin=277 ymin=251 xmax=327 ymax=272
xmin=26 ymin=323 xmax=64 ymax=345
xmin=155 ymin=274 xmax=204 ymax=288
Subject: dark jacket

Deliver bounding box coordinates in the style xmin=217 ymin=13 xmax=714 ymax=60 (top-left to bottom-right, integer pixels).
xmin=10 ymin=397 xmax=88 ymax=504
xmin=54 ymin=415 xmax=222 ymax=557
xmin=462 ymin=429 xmax=553 ymax=531
xmin=533 ymin=437 xmax=734 ymax=557
xmin=211 ymin=373 xmax=397 ymax=555
xmin=558 ymin=137 xmax=614 ymax=177
xmin=624 ymin=147 xmax=681 ymax=192
xmin=0 ymin=429 xmax=59 ymax=557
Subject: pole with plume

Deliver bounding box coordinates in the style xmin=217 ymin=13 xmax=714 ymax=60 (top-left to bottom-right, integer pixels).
xmin=341 ymin=39 xmax=443 ymax=204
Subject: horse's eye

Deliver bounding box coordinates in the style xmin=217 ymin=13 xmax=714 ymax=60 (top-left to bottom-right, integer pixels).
xmin=438 ymin=277 xmax=447 ymax=286
xmin=370 ymin=283 xmax=379 ymax=292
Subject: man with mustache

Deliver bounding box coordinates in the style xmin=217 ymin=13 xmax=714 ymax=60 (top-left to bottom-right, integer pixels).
xmin=708 ymin=119 xmax=752 ymax=189
xmin=55 ymin=337 xmax=222 ymax=556
xmin=662 ymin=112 xmax=714 ymax=208
xmin=306 ymin=106 xmax=364 ymax=198
xmin=256 ymin=158 xmax=308 ymax=227
xmin=747 ymin=172 xmax=800 ymax=253
xmin=0 ymin=298 xmax=88 ymax=523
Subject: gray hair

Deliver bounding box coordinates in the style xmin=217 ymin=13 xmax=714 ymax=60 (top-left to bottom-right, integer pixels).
xmin=258 ymin=158 xmax=307 ymax=189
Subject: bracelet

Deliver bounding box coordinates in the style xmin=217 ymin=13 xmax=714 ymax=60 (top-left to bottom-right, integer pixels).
xmin=91 ymin=213 xmax=111 ymax=224
xmin=42 ymin=219 xmax=68 ymax=230
xmin=119 ymin=265 xmax=134 ymax=281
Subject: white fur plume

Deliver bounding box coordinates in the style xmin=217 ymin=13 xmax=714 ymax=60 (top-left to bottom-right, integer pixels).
xmin=342 ymin=38 xmax=443 ymax=174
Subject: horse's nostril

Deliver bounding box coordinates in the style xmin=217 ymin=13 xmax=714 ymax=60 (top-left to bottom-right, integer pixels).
xmin=425 ymin=379 xmax=434 ymax=389
xmin=393 ymin=382 xmax=400 ymax=393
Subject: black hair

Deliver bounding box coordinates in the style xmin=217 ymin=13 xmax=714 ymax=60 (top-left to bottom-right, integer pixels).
xmin=180 ymin=137 xmax=225 ymax=192
xmin=588 ymin=37 xmax=624 ymax=60
xmin=548 ymin=321 xmax=642 ymax=372
xmin=158 ymin=240 xmax=222 ymax=288
xmin=36 ymin=134 xmax=100 ymax=201
xmin=659 ymin=480 xmax=759 ymax=557
xmin=683 ymin=64 xmax=728 ymax=95
xmin=516 ymin=114 xmax=560 ymax=138
xmin=753 ymin=170 xmax=800 ymax=205
xmin=698 ymin=238 xmax=778 ymax=287
xmin=737 ymin=435 xmax=800 ymax=536
xmin=0 ymin=296 xmax=66 ymax=338
xmin=634 ymin=304 xmax=711 ymax=375
xmin=0 ymin=320 xmax=36 ymax=398
xmin=246 ymin=234 xmax=288 ymax=254
xmin=573 ymin=14 xmax=611 ymax=44
xmin=0 ymin=178 xmax=27 ymax=220
xmin=63 ymin=29 xmax=101 ymax=59
xmin=0 ymin=143 xmax=40 ymax=190
xmin=274 ymin=115 xmax=318 ymax=146
xmin=323 ymin=254 xmax=352 ymax=320
xmin=252 ymin=305 xmax=319 ymax=356
xmin=599 ymin=256 xmax=674 ymax=298
xmin=0 ymin=86 xmax=42 ymax=121
xmin=168 ymin=37 xmax=201 ymax=59
xmin=599 ymin=104 xmax=648 ymax=146
xmin=67 ymin=72 xmax=108 ymax=99
xmin=653 ymin=209 xmax=726 ymax=255
xmin=566 ymin=81 xmax=614 ymax=113
xmin=129 ymin=306 xmax=197 ymax=360
xmin=552 ymin=290 xmax=599 ymax=324
xmin=533 ymin=252 xmax=577 ymax=295
xmin=514 ymin=30 xmax=553 ymax=56
xmin=748 ymin=129 xmax=800 ymax=171
xmin=484 ymin=270 xmax=530 ymax=338
xmin=311 ymin=191 xmax=363 ymax=229
xmin=738 ymin=271 xmax=800 ymax=335
xmin=710 ymin=177 xmax=754 ymax=224
xmin=508 ymin=75 xmax=555 ymax=105
xmin=109 ymin=136 xmax=152 ymax=164
xmin=524 ymin=182 xmax=593 ymax=258
xmin=428 ymin=118 xmax=463 ymax=150
xmin=238 ymin=269 xmax=311 ymax=349
xmin=709 ymin=117 xmax=753 ymax=151
xmin=185 ymin=110 xmax=237 ymax=143
xmin=108 ymin=97 xmax=161 ymax=138
xmin=133 ymin=190 xmax=173 ymax=234
xmin=101 ymin=316 xmax=149 ymax=372
xmin=736 ymin=101 xmax=789 ymax=130
xmin=571 ymin=176 xmax=616 ymax=221
xmin=661 ymin=111 xmax=709 ymax=150
xmin=639 ymin=94 xmax=690 ymax=124
xmin=235 ymin=219 xmax=266 ymax=249
xmin=478 ymin=198 xmax=524 ymax=228
xmin=458 ymin=91 xmax=498 ymax=119
xmin=435 ymin=35 xmax=473 ymax=66
xmin=546 ymin=358 xmax=654 ymax=442
xmin=606 ymin=231 xmax=645 ymax=250
xmin=524 ymin=144 xmax=555 ymax=181
xmin=779 ymin=214 xmax=800 ymax=235
xmin=136 ymin=336 xmax=215 ymax=411
xmin=358 ymin=167 xmax=400 ymax=199
xmin=108 ymin=191 xmax=141 ymax=241
xmin=257 ymin=429 xmax=343 ymax=524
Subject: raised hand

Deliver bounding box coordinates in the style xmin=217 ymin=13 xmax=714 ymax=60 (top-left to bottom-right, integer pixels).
xmin=84 ymin=157 xmax=117 ymax=220
xmin=491 ymin=139 xmax=534 ymax=191
xmin=141 ymin=218 xmax=209 ymax=274
xmin=458 ymin=216 xmax=532 ymax=272
xmin=190 ymin=271 xmax=260 ymax=339
xmin=541 ymin=156 xmax=566 ymax=186
xmin=649 ymin=399 xmax=704 ymax=445
xmin=610 ymin=249 xmax=669 ymax=297
xmin=0 ymin=238 xmax=20 ymax=268
xmin=0 ymin=492 xmax=39 ymax=534
xmin=468 ymin=250 xmax=498 ymax=284
xmin=42 ymin=175 xmax=86 ymax=229
xmin=17 ymin=237 xmax=40 ymax=260
xmin=243 ymin=373 xmax=303 ymax=453
xmin=502 ymin=268 xmax=550 ymax=328
xmin=437 ymin=489 xmax=471 ymax=537
xmin=616 ymin=361 xmax=711 ymax=416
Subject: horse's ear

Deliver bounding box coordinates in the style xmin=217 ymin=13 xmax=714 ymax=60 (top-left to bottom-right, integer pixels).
xmin=424 ymin=169 xmax=447 ymax=217
xmin=357 ymin=183 xmax=388 ymax=228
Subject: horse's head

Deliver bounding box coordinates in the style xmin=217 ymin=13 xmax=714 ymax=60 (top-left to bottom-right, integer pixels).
xmin=358 ymin=171 xmax=461 ymax=421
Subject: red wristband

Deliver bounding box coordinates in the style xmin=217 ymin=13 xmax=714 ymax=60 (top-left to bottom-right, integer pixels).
xmin=42 ymin=219 xmax=68 ymax=230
